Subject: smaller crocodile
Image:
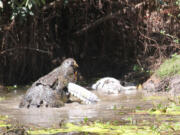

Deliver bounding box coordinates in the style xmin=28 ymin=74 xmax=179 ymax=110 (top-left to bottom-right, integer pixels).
xmin=92 ymin=77 xmax=136 ymax=94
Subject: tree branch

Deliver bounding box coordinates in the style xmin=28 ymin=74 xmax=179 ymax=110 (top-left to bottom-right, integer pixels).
xmin=73 ymin=10 xmax=121 ymax=36
xmin=0 ymin=47 xmax=50 ymax=55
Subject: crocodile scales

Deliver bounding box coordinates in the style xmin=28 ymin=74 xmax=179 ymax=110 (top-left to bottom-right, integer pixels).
xmin=92 ymin=77 xmax=137 ymax=94
xmin=19 ymin=58 xmax=99 ymax=108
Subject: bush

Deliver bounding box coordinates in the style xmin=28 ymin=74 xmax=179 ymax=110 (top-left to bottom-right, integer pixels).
xmin=156 ymin=54 xmax=180 ymax=78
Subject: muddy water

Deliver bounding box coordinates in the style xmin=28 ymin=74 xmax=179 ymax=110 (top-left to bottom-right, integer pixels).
xmin=0 ymin=88 xmax=170 ymax=128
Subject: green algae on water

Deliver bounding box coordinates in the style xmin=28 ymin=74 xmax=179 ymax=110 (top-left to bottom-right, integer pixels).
xmin=27 ymin=122 xmax=160 ymax=135
xmin=136 ymin=103 xmax=180 ymax=115
xmin=0 ymin=97 xmax=5 ymax=101
xmin=0 ymin=115 xmax=8 ymax=120
xmin=0 ymin=121 xmax=11 ymax=127
xmin=0 ymin=115 xmax=11 ymax=129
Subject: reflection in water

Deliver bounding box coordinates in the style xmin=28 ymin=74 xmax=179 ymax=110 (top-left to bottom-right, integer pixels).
xmin=67 ymin=105 xmax=98 ymax=122
xmin=19 ymin=108 xmax=68 ymax=127
xmin=0 ymin=88 xmax=168 ymax=128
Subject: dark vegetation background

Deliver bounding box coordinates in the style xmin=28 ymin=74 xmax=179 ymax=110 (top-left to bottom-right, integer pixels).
xmin=0 ymin=0 xmax=180 ymax=85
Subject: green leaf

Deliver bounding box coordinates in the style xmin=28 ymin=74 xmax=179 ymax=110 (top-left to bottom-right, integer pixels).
xmin=160 ymin=30 xmax=165 ymax=35
xmin=25 ymin=0 xmax=30 ymax=7
xmin=28 ymin=2 xmax=33 ymax=9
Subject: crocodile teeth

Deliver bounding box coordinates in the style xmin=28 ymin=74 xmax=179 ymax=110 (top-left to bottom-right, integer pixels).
xmin=68 ymin=83 xmax=100 ymax=104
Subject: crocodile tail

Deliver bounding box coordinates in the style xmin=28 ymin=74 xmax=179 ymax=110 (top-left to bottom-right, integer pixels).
xmin=67 ymin=83 xmax=100 ymax=104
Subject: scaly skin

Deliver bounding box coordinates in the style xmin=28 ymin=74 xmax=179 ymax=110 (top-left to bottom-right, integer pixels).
xmin=92 ymin=77 xmax=136 ymax=94
xmin=19 ymin=58 xmax=78 ymax=108
xmin=19 ymin=58 xmax=99 ymax=108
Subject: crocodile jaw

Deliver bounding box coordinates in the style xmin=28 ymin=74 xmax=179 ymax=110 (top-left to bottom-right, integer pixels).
xmin=67 ymin=82 xmax=100 ymax=104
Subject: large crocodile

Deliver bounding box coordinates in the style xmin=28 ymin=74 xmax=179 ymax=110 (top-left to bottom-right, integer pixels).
xmin=19 ymin=58 xmax=99 ymax=108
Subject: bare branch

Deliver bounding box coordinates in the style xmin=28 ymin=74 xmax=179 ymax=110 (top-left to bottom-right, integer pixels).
xmin=0 ymin=47 xmax=50 ymax=55
xmin=74 ymin=10 xmax=121 ymax=36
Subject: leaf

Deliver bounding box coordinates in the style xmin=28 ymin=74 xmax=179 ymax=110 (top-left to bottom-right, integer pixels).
xmin=29 ymin=11 xmax=34 ymax=16
xmin=25 ymin=0 xmax=30 ymax=7
xmin=160 ymin=30 xmax=165 ymax=35
xmin=28 ymin=2 xmax=33 ymax=9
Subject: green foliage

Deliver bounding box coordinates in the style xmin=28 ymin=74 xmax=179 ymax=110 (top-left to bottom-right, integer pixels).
xmin=176 ymin=0 xmax=180 ymax=17
xmin=6 ymin=0 xmax=46 ymax=20
xmin=0 ymin=115 xmax=8 ymax=120
xmin=133 ymin=64 xmax=150 ymax=75
xmin=136 ymin=100 xmax=180 ymax=115
xmin=83 ymin=117 xmax=88 ymax=123
xmin=26 ymin=119 xmax=180 ymax=135
xmin=0 ymin=115 xmax=10 ymax=128
xmin=149 ymin=103 xmax=168 ymax=114
xmin=27 ymin=122 xmax=160 ymax=135
xmin=8 ymin=0 xmax=32 ymax=20
xmin=133 ymin=64 xmax=142 ymax=72
xmin=156 ymin=53 xmax=180 ymax=78
xmin=0 ymin=121 xmax=11 ymax=127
